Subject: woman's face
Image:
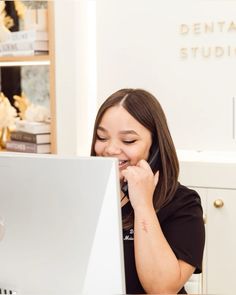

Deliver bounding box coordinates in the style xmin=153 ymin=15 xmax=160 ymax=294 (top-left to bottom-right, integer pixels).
xmin=94 ymin=105 xmax=152 ymax=181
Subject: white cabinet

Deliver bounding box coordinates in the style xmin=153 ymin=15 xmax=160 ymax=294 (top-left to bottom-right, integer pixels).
xmin=178 ymin=150 xmax=236 ymax=294
xmin=206 ymin=188 xmax=236 ymax=293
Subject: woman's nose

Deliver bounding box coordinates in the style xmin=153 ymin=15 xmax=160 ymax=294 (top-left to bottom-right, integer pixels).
xmin=104 ymin=142 xmax=121 ymax=155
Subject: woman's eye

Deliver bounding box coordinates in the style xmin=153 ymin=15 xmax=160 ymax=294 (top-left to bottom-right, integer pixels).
xmin=97 ymin=134 xmax=107 ymax=141
xmin=123 ymin=140 xmax=136 ymax=145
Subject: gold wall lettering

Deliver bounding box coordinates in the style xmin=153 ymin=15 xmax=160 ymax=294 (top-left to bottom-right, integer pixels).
xmin=180 ymin=46 xmax=236 ymax=59
xmin=180 ymin=21 xmax=236 ymax=35
xmin=179 ymin=20 xmax=236 ymax=59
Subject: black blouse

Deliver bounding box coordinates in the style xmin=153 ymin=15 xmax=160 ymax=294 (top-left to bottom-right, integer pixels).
xmin=122 ymin=183 xmax=205 ymax=294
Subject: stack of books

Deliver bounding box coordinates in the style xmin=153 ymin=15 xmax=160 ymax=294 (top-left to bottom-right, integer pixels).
xmin=0 ymin=29 xmax=49 ymax=57
xmin=6 ymin=120 xmax=51 ymax=154
xmin=33 ymin=30 xmax=49 ymax=54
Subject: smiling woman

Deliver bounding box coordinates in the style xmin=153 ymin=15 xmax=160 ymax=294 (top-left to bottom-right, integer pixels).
xmin=94 ymin=105 xmax=152 ymax=181
xmin=90 ymin=88 xmax=205 ymax=294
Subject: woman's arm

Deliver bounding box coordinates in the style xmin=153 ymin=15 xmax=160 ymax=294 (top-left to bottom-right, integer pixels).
xmin=122 ymin=160 xmax=195 ymax=294
xmin=134 ymin=205 xmax=195 ymax=294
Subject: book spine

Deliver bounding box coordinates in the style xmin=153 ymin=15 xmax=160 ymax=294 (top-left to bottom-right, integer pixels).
xmin=0 ymin=42 xmax=34 ymax=55
xmin=11 ymin=133 xmax=37 ymax=143
xmin=6 ymin=141 xmax=37 ymax=153
xmin=33 ymin=40 xmax=49 ymax=51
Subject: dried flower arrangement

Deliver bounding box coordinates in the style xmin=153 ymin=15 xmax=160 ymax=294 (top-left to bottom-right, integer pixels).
xmin=0 ymin=92 xmax=18 ymax=129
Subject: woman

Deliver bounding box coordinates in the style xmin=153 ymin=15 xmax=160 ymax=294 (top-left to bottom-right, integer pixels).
xmin=90 ymin=88 xmax=205 ymax=294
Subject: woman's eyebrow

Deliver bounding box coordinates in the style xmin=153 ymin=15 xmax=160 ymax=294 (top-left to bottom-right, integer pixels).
xmin=97 ymin=126 xmax=139 ymax=136
xmin=119 ymin=130 xmax=139 ymax=135
xmin=97 ymin=126 xmax=107 ymax=132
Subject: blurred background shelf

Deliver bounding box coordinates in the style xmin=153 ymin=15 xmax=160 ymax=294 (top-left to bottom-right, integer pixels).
xmin=0 ymin=1 xmax=56 ymax=154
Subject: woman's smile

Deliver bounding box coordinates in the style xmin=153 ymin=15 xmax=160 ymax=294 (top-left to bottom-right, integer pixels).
xmin=118 ymin=159 xmax=130 ymax=169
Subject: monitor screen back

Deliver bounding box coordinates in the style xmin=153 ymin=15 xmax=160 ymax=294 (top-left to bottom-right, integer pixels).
xmin=0 ymin=154 xmax=125 ymax=295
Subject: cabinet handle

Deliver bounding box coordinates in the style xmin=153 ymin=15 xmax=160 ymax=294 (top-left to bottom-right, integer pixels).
xmin=213 ymin=199 xmax=224 ymax=208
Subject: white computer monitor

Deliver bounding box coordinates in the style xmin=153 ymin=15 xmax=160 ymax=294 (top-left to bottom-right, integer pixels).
xmin=0 ymin=154 xmax=125 ymax=295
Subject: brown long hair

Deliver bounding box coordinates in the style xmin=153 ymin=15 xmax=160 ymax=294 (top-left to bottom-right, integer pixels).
xmin=90 ymin=89 xmax=179 ymax=229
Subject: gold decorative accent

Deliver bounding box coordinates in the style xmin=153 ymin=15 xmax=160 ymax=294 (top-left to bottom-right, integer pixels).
xmin=0 ymin=1 xmax=12 ymax=37
xmin=0 ymin=126 xmax=10 ymax=149
xmin=213 ymin=199 xmax=224 ymax=208
xmin=4 ymin=15 xmax=14 ymax=29
xmin=0 ymin=1 xmax=26 ymax=33
xmin=14 ymin=0 xmax=26 ymax=19
xmin=0 ymin=92 xmax=17 ymax=130
xmin=13 ymin=92 xmax=30 ymax=120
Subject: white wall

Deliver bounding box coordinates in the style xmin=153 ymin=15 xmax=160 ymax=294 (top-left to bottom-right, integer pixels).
xmin=54 ymin=0 xmax=236 ymax=154
xmin=54 ymin=0 xmax=96 ymax=155
xmin=97 ymin=0 xmax=236 ymax=151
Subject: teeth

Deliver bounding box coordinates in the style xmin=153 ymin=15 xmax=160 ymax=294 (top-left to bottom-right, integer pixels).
xmin=119 ymin=160 xmax=127 ymax=165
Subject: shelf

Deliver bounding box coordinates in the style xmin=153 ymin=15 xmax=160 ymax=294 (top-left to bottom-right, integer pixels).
xmin=0 ymin=55 xmax=50 ymax=66
xmin=0 ymin=1 xmax=57 ymax=154
xmin=0 ymin=55 xmax=50 ymax=62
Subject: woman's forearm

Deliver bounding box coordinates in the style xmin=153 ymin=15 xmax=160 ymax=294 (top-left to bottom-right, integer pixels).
xmin=134 ymin=206 xmax=184 ymax=294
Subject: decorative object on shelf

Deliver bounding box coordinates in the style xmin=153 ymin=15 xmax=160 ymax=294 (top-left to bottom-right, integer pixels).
xmin=2 ymin=1 xmax=26 ymax=30
xmin=24 ymin=103 xmax=50 ymax=123
xmin=0 ymin=1 xmax=11 ymax=42
xmin=25 ymin=104 xmax=50 ymax=122
xmin=0 ymin=126 xmax=10 ymax=149
xmin=13 ymin=92 xmax=50 ymax=123
xmin=0 ymin=92 xmax=18 ymax=149
xmin=13 ymin=0 xmax=26 ymax=20
xmin=2 ymin=1 xmax=25 ymax=31
xmin=0 ymin=92 xmax=18 ymax=128
xmin=1 ymin=1 xmax=22 ymax=106
xmin=13 ymin=92 xmax=30 ymax=119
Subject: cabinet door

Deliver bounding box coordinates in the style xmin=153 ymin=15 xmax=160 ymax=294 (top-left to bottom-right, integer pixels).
xmin=206 ymin=188 xmax=236 ymax=294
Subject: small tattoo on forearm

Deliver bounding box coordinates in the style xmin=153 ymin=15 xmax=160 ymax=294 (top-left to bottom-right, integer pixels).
xmin=141 ymin=221 xmax=148 ymax=233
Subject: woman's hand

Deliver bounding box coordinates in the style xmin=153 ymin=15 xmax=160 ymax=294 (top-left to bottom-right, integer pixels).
xmin=121 ymin=159 xmax=159 ymax=210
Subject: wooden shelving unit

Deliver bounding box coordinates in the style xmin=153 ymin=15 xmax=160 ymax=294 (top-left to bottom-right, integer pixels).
xmin=0 ymin=1 xmax=56 ymax=154
xmin=0 ymin=55 xmax=50 ymax=62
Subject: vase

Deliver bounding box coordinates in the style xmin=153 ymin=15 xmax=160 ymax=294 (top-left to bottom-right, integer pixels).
xmin=0 ymin=127 xmax=10 ymax=150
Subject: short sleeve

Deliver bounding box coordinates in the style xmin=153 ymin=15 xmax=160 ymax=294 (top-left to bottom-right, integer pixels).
xmin=157 ymin=185 xmax=205 ymax=273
